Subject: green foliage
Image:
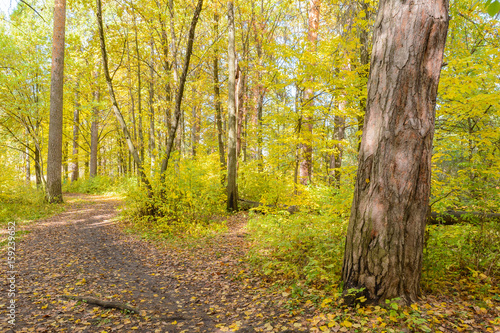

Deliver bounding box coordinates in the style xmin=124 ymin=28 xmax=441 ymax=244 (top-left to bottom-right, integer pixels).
xmin=0 ymin=182 xmax=62 ymax=226
xmin=246 ymin=206 xmax=348 ymax=289
xmin=124 ymin=154 xmax=227 ymax=238
xmin=62 ymin=175 xmax=134 ymax=195
xmin=423 ymin=222 xmax=500 ymax=294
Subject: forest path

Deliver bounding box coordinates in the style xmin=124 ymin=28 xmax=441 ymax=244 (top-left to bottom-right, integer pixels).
xmin=1 ymin=194 xmax=308 ymax=333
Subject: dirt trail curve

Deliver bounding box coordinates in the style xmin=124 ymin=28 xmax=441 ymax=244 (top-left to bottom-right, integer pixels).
xmin=1 ymin=194 xmax=309 ymax=333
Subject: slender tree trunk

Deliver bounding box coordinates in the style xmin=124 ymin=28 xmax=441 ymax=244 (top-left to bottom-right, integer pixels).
xmin=158 ymin=13 xmax=173 ymax=145
xmin=148 ymin=38 xmax=156 ymax=167
xmin=34 ymin=145 xmax=42 ymax=188
xmin=134 ymin=14 xmax=144 ymax=164
xmin=330 ymin=114 xmax=345 ymax=187
xmin=25 ymin=138 xmax=30 ymax=184
xmin=191 ymin=103 xmax=200 ymax=157
xmin=63 ymin=140 xmax=68 ymax=181
xmin=160 ymin=0 xmax=204 ymax=175
xmin=236 ymin=64 xmax=246 ymax=159
xmin=126 ymin=36 xmax=137 ymax=156
xmin=46 ymin=0 xmax=66 ymax=203
xmin=298 ymin=0 xmax=320 ymax=186
xmin=96 ymin=0 xmax=152 ymax=193
xmin=342 ymin=0 xmax=449 ymax=304
xmin=213 ymin=13 xmax=226 ymax=169
xmin=90 ymin=70 xmax=100 ymax=178
xmin=70 ymin=81 xmax=80 ymax=182
xmin=226 ymin=0 xmax=238 ymax=211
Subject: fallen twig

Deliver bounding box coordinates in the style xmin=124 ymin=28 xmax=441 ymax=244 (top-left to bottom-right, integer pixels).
xmin=60 ymin=295 xmax=139 ymax=313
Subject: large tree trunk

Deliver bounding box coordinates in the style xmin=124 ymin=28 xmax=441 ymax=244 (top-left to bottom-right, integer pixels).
xmin=342 ymin=0 xmax=449 ymax=304
xmin=70 ymin=81 xmax=80 ymax=182
xmin=46 ymin=0 xmax=66 ymax=203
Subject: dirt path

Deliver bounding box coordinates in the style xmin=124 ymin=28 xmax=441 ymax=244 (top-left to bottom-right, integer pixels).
xmin=1 ymin=194 xmax=309 ymax=333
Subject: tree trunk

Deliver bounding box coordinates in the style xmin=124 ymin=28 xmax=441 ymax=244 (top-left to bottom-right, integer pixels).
xmin=134 ymin=13 xmax=144 ymax=164
xmin=25 ymin=139 xmax=30 ymax=184
xmin=46 ymin=0 xmax=66 ymax=203
xmin=70 ymin=81 xmax=80 ymax=182
xmin=159 ymin=0 xmax=204 ymax=175
xmin=213 ymin=13 xmax=226 ymax=169
xmin=226 ymin=1 xmax=238 ymax=211
xmin=236 ymin=63 xmax=246 ymax=159
xmin=191 ymin=103 xmax=200 ymax=157
xmin=298 ymin=0 xmax=320 ymax=186
xmin=90 ymin=70 xmax=100 ymax=178
xmin=149 ymin=38 xmax=156 ymax=168
xmin=330 ymin=114 xmax=345 ymax=187
xmin=342 ymin=0 xmax=449 ymax=304
xmin=34 ymin=144 xmax=42 ymax=188
xmin=96 ymin=0 xmax=152 ymax=193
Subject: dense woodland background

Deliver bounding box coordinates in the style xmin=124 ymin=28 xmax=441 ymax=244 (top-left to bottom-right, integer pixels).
xmin=1 ymin=0 xmax=500 ymax=329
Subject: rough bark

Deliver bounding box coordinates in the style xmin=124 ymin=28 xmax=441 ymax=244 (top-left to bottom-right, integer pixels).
xmin=96 ymin=0 xmax=152 ymax=193
xmin=226 ymin=1 xmax=238 ymax=211
xmin=70 ymin=81 xmax=80 ymax=182
xmin=46 ymin=0 xmax=66 ymax=203
xmin=159 ymin=0 xmax=204 ymax=175
xmin=342 ymin=0 xmax=449 ymax=304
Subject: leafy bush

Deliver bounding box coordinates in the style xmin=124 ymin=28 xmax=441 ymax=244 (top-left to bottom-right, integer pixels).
xmin=63 ymin=175 xmax=134 ymax=195
xmin=423 ymin=221 xmax=500 ymax=294
xmin=246 ymin=211 xmax=348 ymax=290
xmin=0 ymin=182 xmax=62 ymax=226
xmin=124 ymin=154 xmax=227 ymax=238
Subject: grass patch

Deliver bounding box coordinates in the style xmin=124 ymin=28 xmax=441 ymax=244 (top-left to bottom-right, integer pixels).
xmin=0 ymin=184 xmax=64 ymax=251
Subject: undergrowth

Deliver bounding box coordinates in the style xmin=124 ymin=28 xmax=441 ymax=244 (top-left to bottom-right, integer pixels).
xmin=63 ymin=175 xmax=135 ymax=195
xmin=246 ymin=210 xmax=500 ymax=331
xmin=123 ymin=154 xmax=228 ymax=239
xmin=0 ymin=181 xmax=63 ymax=227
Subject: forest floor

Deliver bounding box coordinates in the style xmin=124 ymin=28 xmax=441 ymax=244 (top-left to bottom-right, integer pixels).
xmin=1 ymin=194 xmax=499 ymax=332
xmin=0 ymin=193 xmax=313 ymax=332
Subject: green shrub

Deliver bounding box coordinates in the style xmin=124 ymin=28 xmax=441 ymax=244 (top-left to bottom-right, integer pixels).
xmin=124 ymin=154 xmax=227 ymax=238
xmin=246 ymin=211 xmax=348 ymax=289
xmin=0 ymin=182 xmax=62 ymax=226
xmin=63 ymin=175 xmax=134 ymax=195
xmin=422 ymin=221 xmax=500 ymax=294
